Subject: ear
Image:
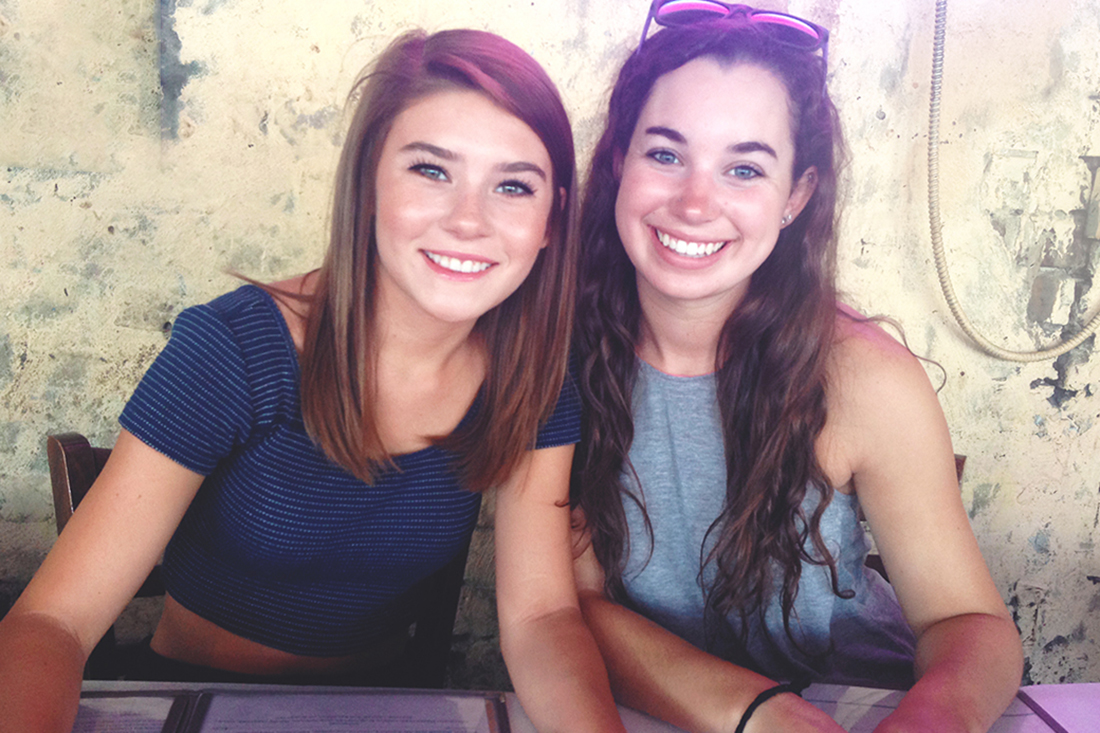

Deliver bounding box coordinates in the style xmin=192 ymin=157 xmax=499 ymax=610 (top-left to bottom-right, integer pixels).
xmin=612 ymin=149 xmax=624 ymax=181
xmin=782 ymin=166 xmax=818 ymax=226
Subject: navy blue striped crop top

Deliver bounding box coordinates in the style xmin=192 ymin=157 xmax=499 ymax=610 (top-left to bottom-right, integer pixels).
xmin=119 ymin=285 xmax=580 ymax=656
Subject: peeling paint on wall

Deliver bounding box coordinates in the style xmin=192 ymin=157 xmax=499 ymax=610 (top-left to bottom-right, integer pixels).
xmin=968 ymin=482 xmax=1000 ymax=519
xmin=0 ymin=336 xmax=14 ymax=390
xmin=157 ymin=0 xmax=204 ymax=138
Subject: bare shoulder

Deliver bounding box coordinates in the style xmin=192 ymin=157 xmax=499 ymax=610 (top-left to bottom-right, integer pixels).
xmin=828 ymin=303 xmax=933 ymax=403
xmin=820 ymin=304 xmax=948 ymax=486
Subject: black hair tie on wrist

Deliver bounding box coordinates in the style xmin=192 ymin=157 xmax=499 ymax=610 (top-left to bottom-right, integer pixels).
xmin=734 ymin=680 xmax=809 ymax=733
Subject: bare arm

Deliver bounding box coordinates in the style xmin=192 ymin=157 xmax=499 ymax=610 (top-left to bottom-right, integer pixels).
xmin=828 ymin=322 xmax=1023 ymax=733
xmin=574 ymin=544 xmax=845 ymax=733
xmin=0 ymin=612 xmax=85 ymax=733
xmin=494 ymin=444 xmax=627 ymax=733
xmin=878 ymin=613 xmax=1023 ymax=733
xmin=0 ymin=430 xmax=204 ymax=732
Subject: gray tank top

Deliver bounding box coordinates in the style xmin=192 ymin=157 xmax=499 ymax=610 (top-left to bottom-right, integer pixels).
xmin=621 ymin=361 xmax=916 ymax=688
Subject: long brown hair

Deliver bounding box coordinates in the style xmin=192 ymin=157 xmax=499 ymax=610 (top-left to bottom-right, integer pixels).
xmin=302 ymin=29 xmax=577 ymax=490
xmin=572 ymin=19 xmax=849 ymax=651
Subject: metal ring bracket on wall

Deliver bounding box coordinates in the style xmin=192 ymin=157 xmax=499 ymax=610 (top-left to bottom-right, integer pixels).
xmin=928 ymin=0 xmax=1100 ymax=361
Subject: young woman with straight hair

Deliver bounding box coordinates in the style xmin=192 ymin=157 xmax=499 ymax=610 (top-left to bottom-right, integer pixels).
xmin=0 ymin=28 xmax=625 ymax=733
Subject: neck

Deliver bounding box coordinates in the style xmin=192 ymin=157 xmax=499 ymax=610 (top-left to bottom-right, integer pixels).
xmin=635 ymin=280 xmax=745 ymax=377
xmin=375 ymin=311 xmax=480 ymax=381
xmin=371 ymin=285 xmax=482 ymax=380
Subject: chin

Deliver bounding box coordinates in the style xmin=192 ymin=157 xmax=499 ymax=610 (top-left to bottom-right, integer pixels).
xmin=429 ymin=302 xmax=497 ymax=326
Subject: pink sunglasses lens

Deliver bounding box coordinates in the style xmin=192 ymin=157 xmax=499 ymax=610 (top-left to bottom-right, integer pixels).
xmin=654 ymin=0 xmax=730 ymax=25
xmin=751 ymin=12 xmax=824 ymax=47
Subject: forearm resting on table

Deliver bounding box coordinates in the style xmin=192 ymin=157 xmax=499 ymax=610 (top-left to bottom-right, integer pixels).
xmin=578 ymin=590 xmax=786 ymax=733
xmin=883 ymin=612 xmax=1023 ymax=733
xmin=0 ymin=610 xmax=86 ymax=733
xmin=502 ymin=605 xmax=627 ymax=733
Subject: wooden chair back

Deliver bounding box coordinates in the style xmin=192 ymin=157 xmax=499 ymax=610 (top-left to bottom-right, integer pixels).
xmin=46 ymin=432 xmax=468 ymax=687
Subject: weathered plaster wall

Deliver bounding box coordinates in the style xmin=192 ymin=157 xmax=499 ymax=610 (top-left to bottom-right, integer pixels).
xmin=1 ymin=0 xmax=1097 ymax=686
xmin=831 ymin=0 xmax=1100 ymax=684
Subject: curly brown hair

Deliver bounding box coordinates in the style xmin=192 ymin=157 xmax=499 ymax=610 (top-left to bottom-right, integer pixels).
xmin=571 ymin=18 xmax=850 ymax=656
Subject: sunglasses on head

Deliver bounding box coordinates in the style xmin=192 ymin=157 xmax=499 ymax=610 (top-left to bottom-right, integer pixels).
xmin=639 ymin=1 xmax=829 ymax=73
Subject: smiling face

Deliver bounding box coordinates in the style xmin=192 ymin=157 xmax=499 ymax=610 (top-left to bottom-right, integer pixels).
xmin=615 ymin=57 xmax=816 ymax=318
xmin=372 ymin=88 xmax=555 ymax=329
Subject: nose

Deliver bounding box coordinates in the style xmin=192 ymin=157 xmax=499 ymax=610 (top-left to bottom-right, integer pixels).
xmin=442 ymin=186 xmax=490 ymax=240
xmin=671 ymin=169 xmax=720 ymax=224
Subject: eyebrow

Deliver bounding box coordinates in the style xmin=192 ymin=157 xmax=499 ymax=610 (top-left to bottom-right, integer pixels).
xmin=402 ymin=141 xmax=457 ymax=160
xmin=400 ymin=141 xmax=548 ymax=181
xmin=643 ymin=126 xmax=778 ymax=160
xmin=500 ymin=161 xmax=548 ymax=181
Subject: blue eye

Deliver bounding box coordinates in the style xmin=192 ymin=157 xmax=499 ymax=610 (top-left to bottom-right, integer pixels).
xmin=497 ymin=180 xmax=535 ymax=196
xmin=410 ymin=163 xmax=448 ymax=181
xmin=647 ymin=149 xmax=680 ymax=165
xmin=730 ymin=164 xmax=762 ymax=180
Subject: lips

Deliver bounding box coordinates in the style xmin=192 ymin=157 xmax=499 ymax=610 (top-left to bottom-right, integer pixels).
xmin=655 ymin=229 xmax=728 ymax=258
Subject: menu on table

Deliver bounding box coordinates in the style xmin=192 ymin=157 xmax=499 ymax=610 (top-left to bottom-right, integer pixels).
xmin=75 ymin=687 xmax=510 ymax=733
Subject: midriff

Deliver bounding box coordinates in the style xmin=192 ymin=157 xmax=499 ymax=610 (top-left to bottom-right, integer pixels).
xmin=149 ymin=593 xmax=406 ymax=675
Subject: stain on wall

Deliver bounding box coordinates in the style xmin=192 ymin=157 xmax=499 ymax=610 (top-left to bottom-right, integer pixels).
xmin=156 ymin=0 xmax=203 ymax=138
xmin=1 ymin=0 xmax=1098 ymax=688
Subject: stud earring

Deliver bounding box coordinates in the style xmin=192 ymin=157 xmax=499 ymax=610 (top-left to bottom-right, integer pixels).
xmin=781 ymin=213 xmax=792 ymax=225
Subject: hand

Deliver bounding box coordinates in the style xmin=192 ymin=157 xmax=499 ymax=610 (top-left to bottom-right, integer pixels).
xmin=572 ymin=544 xmax=607 ymax=598
xmin=745 ymin=692 xmax=848 ymax=733
xmin=570 ymin=506 xmax=609 ymax=595
xmin=570 ymin=505 xmax=592 ymax=559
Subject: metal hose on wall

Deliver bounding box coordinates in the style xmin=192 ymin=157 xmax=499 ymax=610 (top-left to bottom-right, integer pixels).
xmin=927 ymin=0 xmax=1100 ymax=361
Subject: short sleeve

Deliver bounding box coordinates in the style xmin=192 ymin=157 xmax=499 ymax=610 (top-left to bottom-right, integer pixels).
xmin=533 ymin=357 xmax=581 ymax=450
xmin=119 ymin=305 xmax=254 ymax=475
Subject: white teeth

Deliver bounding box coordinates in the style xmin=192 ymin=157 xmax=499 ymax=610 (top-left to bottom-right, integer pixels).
xmin=656 ymin=230 xmax=727 ymax=258
xmin=426 ymin=252 xmax=492 ymax=273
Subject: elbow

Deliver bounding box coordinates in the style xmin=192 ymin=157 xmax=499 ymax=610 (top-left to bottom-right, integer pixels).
xmin=914 ymin=610 xmax=1023 ymax=672
xmin=911 ymin=611 xmax=1024 ymax=729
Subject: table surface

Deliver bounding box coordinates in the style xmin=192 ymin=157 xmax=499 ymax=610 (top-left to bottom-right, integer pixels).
xmin=79 ymin=680 xmax=1097 ymax=733
xmin=1016 ymin=683 xmax=1100 ymax=733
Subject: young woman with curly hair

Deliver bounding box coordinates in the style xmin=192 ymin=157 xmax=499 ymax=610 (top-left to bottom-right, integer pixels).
xmin=571 ymin=6 xmax=1022 ymax=732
